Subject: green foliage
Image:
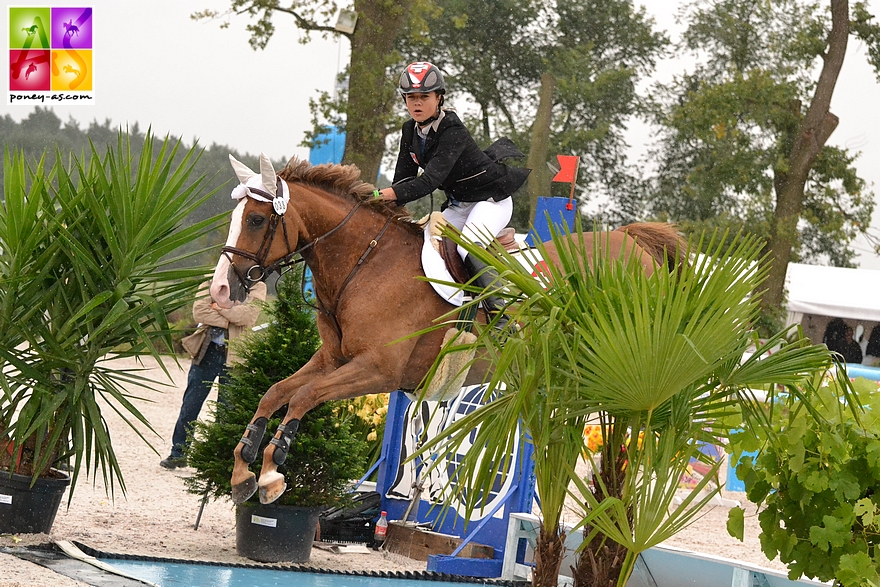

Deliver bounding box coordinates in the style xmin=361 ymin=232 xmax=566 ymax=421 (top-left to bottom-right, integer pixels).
xmin=649 ymin=0 xmax=876 ymax=266
xmin=416 ymin=222 xmax=834 ymax=586
xmin=728 ymin=374 xmax=880 ymax=586
xmin=343 ymin=392 xmax=390 ymax=480
xmin=1 ymin=108 xmax=286 ymax=270
xmin=185 ymin=269 xmax=368 ymax=508
xmin=852 ymin=1 xmax=880 ymax=81
xmin=0 ymin=133 xmax=221 ymax=499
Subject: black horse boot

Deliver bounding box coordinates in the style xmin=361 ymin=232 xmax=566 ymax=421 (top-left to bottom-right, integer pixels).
xmin=462 ymin=252 xmax=512 ymax=331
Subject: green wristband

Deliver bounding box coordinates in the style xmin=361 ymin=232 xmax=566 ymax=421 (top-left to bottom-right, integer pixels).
xmin=373 ymin=189 xmax=382 ymax=199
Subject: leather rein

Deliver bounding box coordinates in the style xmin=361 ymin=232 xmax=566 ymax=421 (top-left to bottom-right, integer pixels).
xmin=221 ymin=180 xmax=394 ymax=331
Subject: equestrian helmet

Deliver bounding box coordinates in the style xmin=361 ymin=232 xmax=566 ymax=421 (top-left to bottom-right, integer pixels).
xmin=399 ymin=62 xmax=446 ymax=96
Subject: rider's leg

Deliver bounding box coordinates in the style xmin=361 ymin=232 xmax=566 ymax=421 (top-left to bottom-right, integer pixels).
xmin=443 ymin=198 xmax=514 ymax=328
xmin=453 ymin=197 xmax=513 ymax=260
xmin=462 ymin=252 xmax=512 ymax=329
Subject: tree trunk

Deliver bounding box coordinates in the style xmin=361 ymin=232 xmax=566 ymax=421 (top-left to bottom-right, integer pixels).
xmin=761 ymin=0 xmax=848 ymax=314
xmin=572 ymin=439 xmax=629 ymax=586
xmin=526 ymin=73 xmax=556 ymax=223
xmin=572 ymin=531 xmax=628 ymax=587
xmin=343 ymin=0 xmax=410 ymax=182
xmin=0 ymin=426 xmax=56 ymax=478
xmin=533 ymin=523 xmax=565 ymax=587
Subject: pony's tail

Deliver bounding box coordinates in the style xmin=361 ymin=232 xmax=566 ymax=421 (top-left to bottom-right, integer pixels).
xmin=615 ymin=222 xmax=688 ymax=273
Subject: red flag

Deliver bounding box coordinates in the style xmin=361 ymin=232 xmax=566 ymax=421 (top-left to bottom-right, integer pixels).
xmin=552 ymin=155 xmax=579 ymax=183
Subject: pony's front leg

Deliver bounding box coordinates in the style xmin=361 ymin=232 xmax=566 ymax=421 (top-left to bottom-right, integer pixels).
xmin=230 ymin=415 xmax=270 ymax=504
xmin=257 ymin=357 xmax=399 ymax=504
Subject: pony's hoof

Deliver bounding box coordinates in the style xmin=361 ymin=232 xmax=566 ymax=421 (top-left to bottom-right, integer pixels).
xmin=258 ymin=471 xmax=287 ymax=504
xmin=231 ymin=474 xmax=258 ymax=505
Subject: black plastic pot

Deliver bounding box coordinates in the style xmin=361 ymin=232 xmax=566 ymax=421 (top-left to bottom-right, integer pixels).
xmin=0 ymin=469 xmax=70 ymax=534
xmin=235 ymin=502 xmax=323 ymax=563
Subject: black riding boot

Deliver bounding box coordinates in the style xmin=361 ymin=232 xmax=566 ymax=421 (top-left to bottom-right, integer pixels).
xmin=463 ymin=253 xmax=511 ymax=330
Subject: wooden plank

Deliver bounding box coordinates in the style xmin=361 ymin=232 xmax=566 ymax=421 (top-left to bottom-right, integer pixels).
xmin=383 ymin=521 xmax=494 ymax=562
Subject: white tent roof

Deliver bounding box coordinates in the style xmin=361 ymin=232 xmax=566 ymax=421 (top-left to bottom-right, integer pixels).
xmin=786 ymin=263 xmax=880 ymax=322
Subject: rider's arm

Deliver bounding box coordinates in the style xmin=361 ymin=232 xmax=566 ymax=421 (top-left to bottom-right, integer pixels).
xmin=381 ymin=124 xmax=420 ymax=203
xmin=392 ymin=123 xmax=469 ymax=205
xmin=391 ymin=124 xmax=420 ymax=187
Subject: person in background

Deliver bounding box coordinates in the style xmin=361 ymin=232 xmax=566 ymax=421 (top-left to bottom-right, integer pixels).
xmin=822 ymin=318 xmax=847 ymax=356
xmin=863 ymin=325 xmax=880 ymax=366
xmin=838 ymin=325 xmax=863 ymax=364
xmin=160 ymin=280 xmax=267 ymax=469
xmin=377 ymin=61 xmax=530 ymax=328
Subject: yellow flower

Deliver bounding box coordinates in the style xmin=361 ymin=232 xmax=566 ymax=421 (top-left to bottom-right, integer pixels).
xmin=584 ymin=425 xmax=604 ymax=452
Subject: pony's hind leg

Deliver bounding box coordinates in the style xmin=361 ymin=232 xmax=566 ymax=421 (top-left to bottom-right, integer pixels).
xmin=257 ymin=419 xmax=300 ymax=504
xmin=230 ymin=416 xmax=269 ymax=505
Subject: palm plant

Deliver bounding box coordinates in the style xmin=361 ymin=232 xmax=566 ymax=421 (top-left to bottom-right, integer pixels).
xmin=0 ymin=133 xmax=222 ymax=500
xmin=415 ymin=222 xmax=834 ymax=587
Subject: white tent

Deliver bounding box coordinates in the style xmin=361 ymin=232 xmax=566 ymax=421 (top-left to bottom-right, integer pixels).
xmin=786 ymin=262 xmax=880 ymax=323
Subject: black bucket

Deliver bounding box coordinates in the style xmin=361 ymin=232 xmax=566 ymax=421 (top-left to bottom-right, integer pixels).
xmin=0 ymin=470 xmax=70 ymax=534
xmin=235 ymin=502 xmax=323 ymax=563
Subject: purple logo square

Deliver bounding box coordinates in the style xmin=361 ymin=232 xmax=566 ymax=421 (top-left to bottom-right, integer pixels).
xmin=51 ymin=7 xmax=93 ymax=49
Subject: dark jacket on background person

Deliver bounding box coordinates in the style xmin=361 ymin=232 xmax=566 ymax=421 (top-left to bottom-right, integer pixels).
xmin=840 ymin=339 xmax=863 ymax=364
xmin=391 ymin=110 xmax=529 ymax=206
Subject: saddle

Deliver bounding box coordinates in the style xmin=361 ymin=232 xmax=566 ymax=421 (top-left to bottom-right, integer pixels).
xmin=422 ymin=212 xmax=520 ymax=283
xmin=440 ymin=229 xmax=519 ymax=283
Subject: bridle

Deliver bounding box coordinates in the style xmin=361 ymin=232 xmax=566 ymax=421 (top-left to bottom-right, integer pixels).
xmin=221 ymin=179 xmax=295 ymax=289
xmin=220 ymin=180 xmax=392 ymax=320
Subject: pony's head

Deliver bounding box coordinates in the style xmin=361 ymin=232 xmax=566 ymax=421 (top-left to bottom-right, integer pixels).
xmin=211 ymin=153 xmax=293 ymax=308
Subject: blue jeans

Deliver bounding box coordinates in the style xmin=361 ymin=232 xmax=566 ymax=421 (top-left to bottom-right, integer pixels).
xmin=170 ymin=342 xmax=228 ymax=458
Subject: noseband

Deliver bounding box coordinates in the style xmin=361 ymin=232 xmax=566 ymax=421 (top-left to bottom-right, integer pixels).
xmin=221 ymin=180 xmax=368 ymax=292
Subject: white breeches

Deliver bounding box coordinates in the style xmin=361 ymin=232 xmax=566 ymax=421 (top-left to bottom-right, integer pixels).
xmin=442 ymin=197 xmax=513 ymax=259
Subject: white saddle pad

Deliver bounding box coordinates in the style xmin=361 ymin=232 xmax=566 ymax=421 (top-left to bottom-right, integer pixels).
xmin=422 ymin=222 xmax=465 ymax=306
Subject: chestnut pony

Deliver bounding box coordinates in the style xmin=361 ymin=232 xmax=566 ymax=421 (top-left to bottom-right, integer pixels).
xmin=210 ymin=154 xmax=686 ymax=505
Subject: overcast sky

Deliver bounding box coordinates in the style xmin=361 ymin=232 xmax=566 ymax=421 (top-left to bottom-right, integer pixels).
xmin=3 ymin=0 xmax=880 ymax=268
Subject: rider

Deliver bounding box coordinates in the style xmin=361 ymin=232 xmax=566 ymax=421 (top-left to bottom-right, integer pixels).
xmin=377 ymin=61 xmax=530 ymax=327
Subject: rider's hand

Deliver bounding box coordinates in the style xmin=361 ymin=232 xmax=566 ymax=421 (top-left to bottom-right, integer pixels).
xmin=378 ymin=188 xmax=397 ymax=202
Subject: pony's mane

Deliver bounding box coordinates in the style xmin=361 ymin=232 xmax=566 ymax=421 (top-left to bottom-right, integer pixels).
xmin=279 ymin=158 xmax=421 ymax=234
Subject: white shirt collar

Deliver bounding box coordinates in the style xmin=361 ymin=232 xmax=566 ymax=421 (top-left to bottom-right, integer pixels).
xmin=416 ymin=109 xmax=445 ymax=139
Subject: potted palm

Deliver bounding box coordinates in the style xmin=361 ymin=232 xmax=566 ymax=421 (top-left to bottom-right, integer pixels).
xmin=186 ymin=270 xmax=369 ymax=563
xmin=416 ymin=223 xmax=835 ymax=587
xmin=0 ymin=135 xmax=220 ymax=533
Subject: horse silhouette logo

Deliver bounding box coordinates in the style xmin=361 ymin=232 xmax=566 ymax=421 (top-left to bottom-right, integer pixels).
xmin=63 ymin=64 xmax=80 ymax=77
xmin=25 ymin=63 xmax=38 ymax=80
xmin=22 ymin=25 xmax=39 ymax=36
xmin=63 ymin=20 xmax=79 ymax=37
